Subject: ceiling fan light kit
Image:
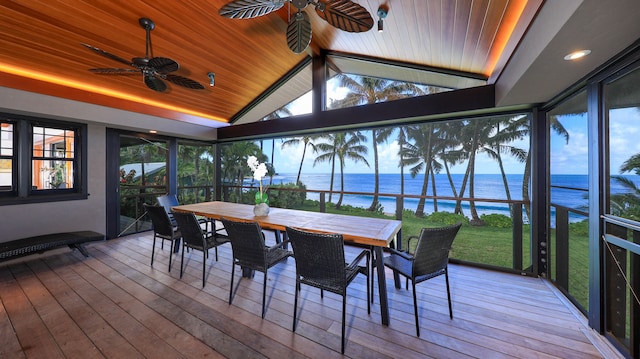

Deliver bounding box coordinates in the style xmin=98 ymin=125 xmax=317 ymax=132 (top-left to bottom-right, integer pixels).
xmin=219 ymin=0 xmax=374 ymax=53
xmin=377 ymin=6 xmax=387 ymax=33
xmin=82 ymin=18 xmax=205 ymax=92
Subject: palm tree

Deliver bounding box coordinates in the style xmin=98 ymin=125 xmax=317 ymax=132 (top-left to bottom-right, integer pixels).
xmin=313 ymin=133 xmax=340 ymax=203
xmin=608 ymin=153 xmax=640 ymax=220
xmin=332 ymin=74 xmax=421 ymax=211
xmin=314 ymin=131 xmax=370 ymax=208
xmin=435 ymin=121 xmax=467 ymax=215
xmin=403 ymin=124 xmax=439 ymax=217
xmin=516 ymin=114 xmax=569 ymax=220
xmin=260 ymin=107 xmax=293 ymax=185
xmin=281 ymin=135 xmax=318 ymax=185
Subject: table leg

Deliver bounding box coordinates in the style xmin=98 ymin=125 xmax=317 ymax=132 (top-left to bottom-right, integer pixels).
xmin=242 ymin=267 xmax=255 ymax=278
xmin=374 ymin=246 xmax=389 ymax=326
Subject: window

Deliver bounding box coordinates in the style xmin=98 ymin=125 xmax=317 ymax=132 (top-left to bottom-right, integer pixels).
xmin=0 ymin=113 xmax=86 ymax=204
xmin=32 ymin=126 xmax=75 ymax=190
xmin=0 ymin=121 xmax=15 ymax=194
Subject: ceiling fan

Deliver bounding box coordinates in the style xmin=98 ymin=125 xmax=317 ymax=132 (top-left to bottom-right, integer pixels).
xmin=219 ymin=0 xmax=374 ymax=54
xmin=81 ymin=17 xmax=205 ymax=92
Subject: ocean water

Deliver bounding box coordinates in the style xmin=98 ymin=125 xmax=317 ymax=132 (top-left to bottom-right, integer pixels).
xmin=256 ymin=173 xmax=639 ymax=224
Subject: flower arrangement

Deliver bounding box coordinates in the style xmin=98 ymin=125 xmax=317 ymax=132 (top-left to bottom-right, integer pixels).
xmin=247 ymin=155 xmax=269 ymax=204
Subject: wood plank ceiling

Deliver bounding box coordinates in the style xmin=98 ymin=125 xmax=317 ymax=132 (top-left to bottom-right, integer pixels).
xmin=0 ymin=0 xmax=541 ymax=128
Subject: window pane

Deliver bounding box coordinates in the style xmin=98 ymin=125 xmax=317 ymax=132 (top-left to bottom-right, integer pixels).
xmin=32 ymin=125 xmax=76 ymax=190
xmin=1 ymin=122 xmax=13 ymax=156
xmin=0 ymin=122 xmax=14 ymax=191
xmin=606 ymin=66 xmax=640 ymax=221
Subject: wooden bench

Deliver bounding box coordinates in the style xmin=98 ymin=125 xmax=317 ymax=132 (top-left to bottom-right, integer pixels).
xmin=0 ymin=231 xmax=105 ymax=261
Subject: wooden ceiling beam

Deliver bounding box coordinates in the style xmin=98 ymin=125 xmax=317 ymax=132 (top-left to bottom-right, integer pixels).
xmin=218 ymin=84 xmax=496 ymax=141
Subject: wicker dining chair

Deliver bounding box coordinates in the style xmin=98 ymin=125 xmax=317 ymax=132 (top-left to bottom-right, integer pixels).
xmin=286 ymin=226 xmax=370 ymax=354
xmin=144 ymin=203 xmax=181 ymax=272
xmin=157 ymin=194 xmax=213 ymax=231
xmin=220 ymin=217 xmax=292 ymax=318
xmin=171 ymin=210 xmax=229 ymax=288
xmin=383 ymin=222 xmax=462 ymax=337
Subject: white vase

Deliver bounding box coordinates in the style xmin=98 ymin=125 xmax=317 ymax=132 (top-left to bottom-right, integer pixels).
xmin=253 ymin=203 xmax=270 ymax=216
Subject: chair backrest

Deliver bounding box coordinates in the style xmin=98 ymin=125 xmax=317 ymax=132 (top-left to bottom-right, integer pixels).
xmin=286 ymin=226 xmax=347 ymax=294
xmin=412 ymin=222 xmax=462 ymax=279
xmin=157 ymin=194 xmax=180 ymax=216
xmin=171 ymin=211 xmax=204 ymax=248
xmin=220 ymin=218 xmax=267 ymax=267
xmin=144 ymin=203 xmax=175 ymax=236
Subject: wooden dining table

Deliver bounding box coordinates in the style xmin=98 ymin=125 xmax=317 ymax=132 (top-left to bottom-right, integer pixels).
xmin=172 ymin=201 xmax=402 ymax=326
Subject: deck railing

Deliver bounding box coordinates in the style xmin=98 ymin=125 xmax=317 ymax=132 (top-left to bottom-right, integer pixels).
xmin=222 ymin=184 xmax=531 ymax=274
xmin=601 ymin=215 xmax=640 ymax=358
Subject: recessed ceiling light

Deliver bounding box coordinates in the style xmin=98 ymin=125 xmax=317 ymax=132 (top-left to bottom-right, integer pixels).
xmin=564 ymin=49 xmax=591 ymax=61
xmin=149 ymin=130 xmax=157 ymax=134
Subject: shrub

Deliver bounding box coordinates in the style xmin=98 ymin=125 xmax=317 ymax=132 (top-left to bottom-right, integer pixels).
xmin=265 ymin=182 xmax=306 ymax=208
xmin=425 ymin=211 xmax=469 ymax=225
xmin=479 ymin=213 xmax=513 ymax=228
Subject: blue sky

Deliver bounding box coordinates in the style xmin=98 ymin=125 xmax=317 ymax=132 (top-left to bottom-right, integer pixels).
xmin=262 ymin=86 xmax=640 ymax=176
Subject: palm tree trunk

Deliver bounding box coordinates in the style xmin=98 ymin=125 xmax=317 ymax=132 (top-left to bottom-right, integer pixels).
xmin=369 ymin=130 xmax=380 ymax=211
xmin=328 ymin=153 xmax=336 ymax=203
xmin=430 ymin=166 xmax=438 ymax=212
xmin=468 ymin=148 xmax=482 ymax=223
xmin=522 ymin=151 xmax=531 ymax=221
xmin=336 ymin=160 xmax=345 ymax=208
xmin=296 ymin=145 xmax=307 ymax=185
xmin=415 ymin=169 xmax=430 ymax=217
xmin=456 ymin=161 xmax=471 ymax=215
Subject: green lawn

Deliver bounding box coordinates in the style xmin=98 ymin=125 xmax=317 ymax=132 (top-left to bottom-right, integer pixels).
xmin=295 ymin=200 xmax=589 ymax=311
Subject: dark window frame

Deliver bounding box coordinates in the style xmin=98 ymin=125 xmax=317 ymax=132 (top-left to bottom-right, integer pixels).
xmin=0 ymin=112 xmax=88 ymax=205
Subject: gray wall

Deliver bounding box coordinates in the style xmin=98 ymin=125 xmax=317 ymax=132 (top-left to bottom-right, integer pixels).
xmin=0 ymin=86 xmax=217 ymax=242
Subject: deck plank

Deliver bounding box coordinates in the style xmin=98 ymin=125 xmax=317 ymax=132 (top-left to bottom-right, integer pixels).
xmin=0 ymin=232 xmax=620 ymax=358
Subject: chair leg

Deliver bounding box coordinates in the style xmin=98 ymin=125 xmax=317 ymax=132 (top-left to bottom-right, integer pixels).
xmin=214 ymin=246 xmax=218 ymax=261
xmin=229 ymin=262 xmax=236 ymax=304
xmin=168 ymin=241 xmax=173 ymax=272
xmin=445 ymin=270 xmax=453 ymax=319
xmin=151 ymin=235 xmax=157 ymax=266
xmin=261 ymin=271 xmax=267 ymax=318
xmin=180 ymin=244 xmax=185 ymax=278
xmin=293 ymin=281 xmax=299 ymax=332
xmin=341 ymin=294 xmax=347 ymax=354
xmin=370 ymin=248 xmax=375 ymax=303
xmin=366 ymin=255 xmax=371 ymax=314
xmin=202 ymin=249 xmax=206 ymax=288
xmin=412 ymin=281 xmax=420 ymax=337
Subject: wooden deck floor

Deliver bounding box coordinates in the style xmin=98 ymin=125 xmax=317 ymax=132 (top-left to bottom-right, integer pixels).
xmin=0 ymin=231 xmax=623 ymax=358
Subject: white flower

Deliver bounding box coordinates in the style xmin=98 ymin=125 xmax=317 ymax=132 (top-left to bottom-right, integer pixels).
xmin=247 ymin=155 xmax=259 ymax=171
xmin=247 ymin=155 xmax=267 ymax=181
xmin=254 ymin=163 xmax=267 ymax=181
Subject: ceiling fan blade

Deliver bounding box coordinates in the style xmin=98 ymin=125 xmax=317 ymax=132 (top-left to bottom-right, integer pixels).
xmin=286 ymin=11 xmax=312 ymax=54
xmin=316 ymin=0 xmax=374 ymax=32
xmin=219 ymin=0 xmax=284 ymax=19
xmin=164 ymin=74 xmax=205 ymax=89
xmin=81 ymin=43 xmax=134 ymax=66
xmin=149 ymin=57 xmax=179 ymax=73
xmin=88 ymin=68 xmax=139 ymax=74
xmin=144 ymin=75 xmax=167 ymax=92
